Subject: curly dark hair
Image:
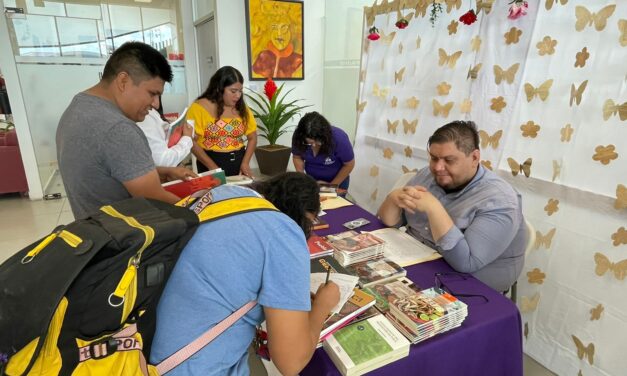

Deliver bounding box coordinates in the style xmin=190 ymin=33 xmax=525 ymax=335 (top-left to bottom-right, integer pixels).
xmin=292 ymin=112 xmax=334 ymax=156
xmin=428 ymin=120 xmax=480 ymax=155
xmin=102 ymin=41 xmax=172 ymax=84
xmin=198 ymin=66 xmax=248 ymax=127
xmin=252 ymin=172 xmax=320 ymax=238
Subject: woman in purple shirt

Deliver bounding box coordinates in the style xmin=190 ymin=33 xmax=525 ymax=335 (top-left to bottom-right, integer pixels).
xmin=291 ymin=112 xmax=355 ymax=190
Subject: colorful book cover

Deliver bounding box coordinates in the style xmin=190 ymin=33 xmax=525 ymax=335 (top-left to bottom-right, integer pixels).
xmin=363 ymin=277 xmax=420 ymax=314
xmin=320 ymin=288 xmax=377 ymax=339
xmin=391 ymin=292 xmax=447 ymax=326
xmin=162 ymin=168 xmax=226 ymax=198
xmin=328 ymin=233 xmax=385 ymax=253
xmin=307 ymin=236 xmax=334 ymax=258
xmin=346 ymin=258 xmax=407 ymax=288
xmin=165 ymin=107 xmax=189 ymax=147
xmin=310 ymin=255 xmax=352 ymax=275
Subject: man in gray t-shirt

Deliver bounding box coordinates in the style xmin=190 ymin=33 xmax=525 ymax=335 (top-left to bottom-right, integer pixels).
xmin=378 ymin=121 xmax=526 ymax=292
xmin=56 ymin=42 xmax=194 ymax=219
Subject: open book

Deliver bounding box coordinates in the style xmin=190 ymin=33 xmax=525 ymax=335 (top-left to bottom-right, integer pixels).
xmin=165 ymin=107 xmax=189 ymax=148
xmin=367 ymin=228 xmax=441 ymax=267
xmin=162 ymin=168 xmax=226 ymax=198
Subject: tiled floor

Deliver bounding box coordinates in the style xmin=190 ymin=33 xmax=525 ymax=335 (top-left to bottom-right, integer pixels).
xmin=0 ymin=193 xmax=555 ymax=376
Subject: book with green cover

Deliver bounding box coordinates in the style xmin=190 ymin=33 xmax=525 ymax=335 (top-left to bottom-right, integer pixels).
xmin=323 ymin=315 xmax=410 ymax=376
xmin=320 ymin=289 xmax=376 ymax=340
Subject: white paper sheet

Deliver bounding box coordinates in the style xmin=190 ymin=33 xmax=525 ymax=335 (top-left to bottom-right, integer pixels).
xmin=310 ymin=272 xmax=359 ymax=314
xmin=367 ymin=228 xmax=442 ymax=267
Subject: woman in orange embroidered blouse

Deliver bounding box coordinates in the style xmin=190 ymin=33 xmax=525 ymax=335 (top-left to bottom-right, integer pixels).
xmin=188 ymin=66 xmax=257 ymax=177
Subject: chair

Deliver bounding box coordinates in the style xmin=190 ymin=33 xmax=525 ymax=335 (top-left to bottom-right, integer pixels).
xmin=0 ymin=129 xmax=28 ymax=195
xmin=509 ymin=219 xmax=535 ymax=303
xmin=391 ymin=171 xmax=416 ymax=191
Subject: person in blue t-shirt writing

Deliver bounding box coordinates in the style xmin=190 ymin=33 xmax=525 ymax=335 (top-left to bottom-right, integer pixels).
xmin=378 ymin=121 xmax=527 ymax=292
xmin=151 ymin=172 xmax=339 ymax=376
xmin=291 ymin=112 xmax=355 ymax=190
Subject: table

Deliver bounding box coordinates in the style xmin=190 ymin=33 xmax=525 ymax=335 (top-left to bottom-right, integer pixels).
xmin=302 ymin=204 xmax=523 ymax=376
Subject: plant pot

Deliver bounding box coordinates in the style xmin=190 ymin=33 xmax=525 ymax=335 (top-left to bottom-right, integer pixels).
xmin=255 ymin=145 xmax=292 ymax=176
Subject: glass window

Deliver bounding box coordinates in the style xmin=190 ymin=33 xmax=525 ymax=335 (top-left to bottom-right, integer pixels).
xmin=23 ymin=0 xmax=66 ymax=17
xmin=57 ymin=17 xmax=101 ymax=57
xmin=12 ymin=14 xmax=60 ymax=56
xmin=66 ymin=3 xmax=102 ymax=20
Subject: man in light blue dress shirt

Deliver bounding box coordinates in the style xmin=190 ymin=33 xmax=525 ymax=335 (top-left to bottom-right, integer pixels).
xmin=378 ymin=121 xmax=526 ymax=292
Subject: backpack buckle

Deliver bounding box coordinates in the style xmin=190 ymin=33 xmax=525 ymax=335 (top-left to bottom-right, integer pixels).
xmin=88 ymin=338 xmax=118 ymax=360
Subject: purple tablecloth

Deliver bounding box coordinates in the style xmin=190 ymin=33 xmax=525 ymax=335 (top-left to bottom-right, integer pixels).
xmin=301 ymin=204 xmax=523 ymax=376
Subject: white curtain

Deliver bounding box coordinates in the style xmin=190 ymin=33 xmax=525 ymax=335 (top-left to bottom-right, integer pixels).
xmin=349 ymin=0 xmax=626 ymax=374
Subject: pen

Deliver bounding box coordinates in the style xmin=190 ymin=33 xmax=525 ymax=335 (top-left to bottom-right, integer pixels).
xmin=325 ymin=267 xmax=331 ymax=285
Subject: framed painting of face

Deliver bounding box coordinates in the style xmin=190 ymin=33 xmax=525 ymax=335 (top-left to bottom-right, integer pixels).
xmin=245 ymin=0 xmax=304 ymax=80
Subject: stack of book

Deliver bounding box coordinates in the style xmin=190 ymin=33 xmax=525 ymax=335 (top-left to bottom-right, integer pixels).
xmin=307 ymin=235 xmax=335 ymax=259
xmin=326 ymin=231 xmax=386 ymax=266
xmin=323 ymin=314 xmax=410 ymax=376
xmin=387 ymin=287 xmax=468 ymax=344
xmin=319 ymin=289 xmax=377 ymax=344
xmin=345 ymin=258 xmax=406 ymax=288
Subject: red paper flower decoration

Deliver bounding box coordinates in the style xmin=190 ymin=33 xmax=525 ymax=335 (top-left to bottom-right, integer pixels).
xmin=367 ymin=26 xmax=380 ymax=41
xmin=263 ymin=77 xmax=277 ymax=101
xmin=459 ymin=9 xmax=477 ymax=25
xmin=508 ymin=0 xmax=528 ymax=20
xmin=395 ymin=18 xmax=409 ymax=29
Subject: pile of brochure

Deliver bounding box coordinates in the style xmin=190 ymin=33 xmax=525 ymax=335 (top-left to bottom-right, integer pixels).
xmin=326 ymin=231 xmax=385 ymax=266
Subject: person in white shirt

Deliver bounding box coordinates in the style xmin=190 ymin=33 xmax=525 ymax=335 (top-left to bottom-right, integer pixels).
xmin=137 ymin=108 xmax=194 ymax=167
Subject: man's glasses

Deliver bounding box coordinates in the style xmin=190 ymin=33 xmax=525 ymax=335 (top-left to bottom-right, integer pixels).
xmin=434 ymin=272 xmax=489 ymax=303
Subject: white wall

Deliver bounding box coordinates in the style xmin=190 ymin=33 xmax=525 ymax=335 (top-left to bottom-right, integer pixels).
xmin=214 ymin=0 xmax=325 ymax=151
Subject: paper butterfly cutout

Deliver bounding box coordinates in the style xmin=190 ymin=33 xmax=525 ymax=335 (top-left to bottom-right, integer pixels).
xmin=403 ymin=119 xmax=418 ymax=134
xmin=504 ymin=27 xmax=522 ymax=45
xmin=379 ymin=30 xmax=397 ymax=45
xmin=527 ymin=268 xmax=546 ymax=284
xmin=525 ymin=80 xmax=553 ymax=102
xmin=493 ymin=63 xmax=520 ymax=84
xmin=575 ymin=5 xmax=616 ymax=32
xmin=544 ymin=198 xmax=559 ymax=216
xmin=448 ymin=20 xmax=459 ymax=35
xmin=404 ymin=146 xmax=413 ymax=158
xmin=594 ymin=252 xmax=627 ymax=280
xmin=395 ymin=67 xmax=406 ymax=84
xmin=387 ymin=120 xmax=399 ymax=134
xmin=416 ymin=36 xmax=422 ymax=49
xmin=615 ymin=184 xmax=626 ymax=210
xmin=613 ymin=227 xmax=627 ymax=246
xmin=356 ymin=101 xmax=367 ymax=113
xmin=575 ymin=47 xmax=590 ymax=68
xmin=478 ymin=130 xmax=502 ymax=149
xmin=477 ymin=0 xmax=495 ymax=14
xmin=438 ymin=48 xmax=462 ymax=69
xmin=406 ymin=97 xmax=420 ymax=109
xmin=402 ymin=165 xmax=418 ymax=174
xmin=552 ymin=160 xmax=561 ymax=182
xmin=391 ymin=96 xmax=398 ymax=108
xmin=445 ymin=0 xmax=461 ymax=13
xmin=432 ymin=99 xmax=454 ymax=118
xmin=460 ymin=99 xmax=472 ymax=113
xmin=534 ymin=228 xmax=556 ymax=249
xmin=467 ymin=63 xmax=482 ymax=79
xmin=602 ymin=99 xmax=627 ymax=121
xmin=437 ymin=82 xmax=452 ymax=96
xmin=371 ymin=188 xmax=378 ymax=201
xmin=373 ymin=83 xmax=389 ymax=99
xmin=520 ymin=121 xmax=540 ymax=138
xmin=481 ymin=160 xmax=493 ymax=170
xmin=620 ymin=19 xmax=627 ymax=47
xmin=524 ymin=323 xmax=528 ymax=340
xmin=572 ymin=335 xmax=595 ymax=365
xmin=592 ymin=144 xmax=618 ymax=165
xmin=471 ymin=35 xmax=482 ymax=51
xmin=383 ymin=148 xmax=394 ymax=159
xmin=490 ymin=96 xmax=506 ymax=113
xmin=545 ymin=0 xmax=568 ymax=11
xmin=536 ymin=36 xmax=557 ymax=56
xmin=507 ymin=157 xmax=532 ymax=177
xmin=369 ymin=165 xmax=379 ymax=177
xmin=364 ymin=7 xmax=375 ymax=26
xmin=415 ymin=0 xmax=429 ymax=17
xmin=561 ymin=124 xmax=574 ymax=142
xmin=520 ymin=293 xmax=540 ymax=313
xmin=569 ymin=80 xmax=588 ymax=106
xmin=590 ymin=304 xmax=603 ymax=321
